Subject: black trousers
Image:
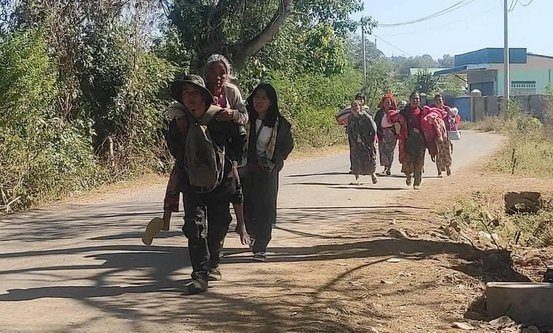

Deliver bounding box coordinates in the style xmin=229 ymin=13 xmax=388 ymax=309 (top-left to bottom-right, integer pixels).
xmin=244 ymin=165 xmax=279 ymax=253
xmin=182 ymin=179 xmax=234 ymax=280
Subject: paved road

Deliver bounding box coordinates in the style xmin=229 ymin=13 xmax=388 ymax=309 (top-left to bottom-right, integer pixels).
xmin=0 ymin=131 xmax=503 ymax=332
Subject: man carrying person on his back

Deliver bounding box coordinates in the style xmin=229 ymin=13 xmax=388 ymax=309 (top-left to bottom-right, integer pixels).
xmin=166 ymin=74 xmax=247 ymax=294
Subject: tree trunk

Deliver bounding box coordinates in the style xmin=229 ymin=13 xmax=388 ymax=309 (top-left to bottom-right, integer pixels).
xmin=230 ymin=0 xmax=293 ymax=69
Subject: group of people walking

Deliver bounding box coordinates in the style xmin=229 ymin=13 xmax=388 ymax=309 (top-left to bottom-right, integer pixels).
xmin=142 ymin=54 xmax=293 ymax=294
xmin=343 ymin=92 xmax=461 ymax=189
xmin=142 ymin=52 xmax=461 ymax=294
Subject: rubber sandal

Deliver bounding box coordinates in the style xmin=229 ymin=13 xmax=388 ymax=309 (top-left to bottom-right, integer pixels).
xmin=142 ymin=217 xmax=164 ymax=246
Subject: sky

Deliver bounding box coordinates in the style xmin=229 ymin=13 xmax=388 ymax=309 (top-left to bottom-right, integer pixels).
xmin=354 ymin=0 xmax=551 ymax=60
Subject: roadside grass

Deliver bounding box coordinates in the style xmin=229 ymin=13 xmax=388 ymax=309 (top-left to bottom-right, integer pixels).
xmin=443 ymin=191 xmax=553 ymax=250
xmin=444 ymin=100 xmax=553 ymax=250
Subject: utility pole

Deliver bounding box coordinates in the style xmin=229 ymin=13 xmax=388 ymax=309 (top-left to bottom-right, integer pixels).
xmin=362 ymin=26 xmax=367 ymax=86
xmin=503 ymin=0 xmax=510 ymax=112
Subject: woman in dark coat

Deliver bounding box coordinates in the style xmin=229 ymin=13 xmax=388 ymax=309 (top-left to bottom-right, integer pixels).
xmin=243 ymin=83 xmax=294 ymax=262
xmin=374 ymin=93 xmax=399 ymax=176
xmin=347 ymin=99 xmax=378 ymax=185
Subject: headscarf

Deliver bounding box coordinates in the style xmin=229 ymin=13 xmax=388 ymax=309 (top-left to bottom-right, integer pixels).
xmin=378 ymin=93 xmax=398 ymax=110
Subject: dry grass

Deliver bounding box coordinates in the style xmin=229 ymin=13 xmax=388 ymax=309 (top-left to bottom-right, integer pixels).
xmin=445 ymin=109 xmax=553 ymax=250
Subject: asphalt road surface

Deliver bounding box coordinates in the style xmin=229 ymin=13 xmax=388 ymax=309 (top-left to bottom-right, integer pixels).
xmin=0 ymin=130 xmax=503 ymax=332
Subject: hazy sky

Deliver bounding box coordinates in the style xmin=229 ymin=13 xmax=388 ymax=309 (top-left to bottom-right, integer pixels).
xmin=356 ymin=0 xmax=550 ymax=59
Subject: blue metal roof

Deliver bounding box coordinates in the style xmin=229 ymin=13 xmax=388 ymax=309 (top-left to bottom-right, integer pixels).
xmin=433 ymin=64 xmax=489 ymax=76
xmin=454 ymin=48 xmax=527 ymax=66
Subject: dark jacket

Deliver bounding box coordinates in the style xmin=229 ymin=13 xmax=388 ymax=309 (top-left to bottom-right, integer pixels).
xmin=346 ymin=111 xmax=377 ymax=148
xmin=374 ymin=108 xmax=385 ymax=140
xmin=247 ymin=115 xmax=294 ymax=172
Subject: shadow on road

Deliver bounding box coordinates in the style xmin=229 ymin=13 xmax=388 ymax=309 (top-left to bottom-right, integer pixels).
xmin=0 ymin=199 xmax=530 ymax=331
xmin=0 ymin=234 xmax=530 ymax=332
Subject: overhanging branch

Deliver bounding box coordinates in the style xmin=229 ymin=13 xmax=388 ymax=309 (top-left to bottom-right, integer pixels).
xmin=230 ymin=0 xmax=293 ymax=68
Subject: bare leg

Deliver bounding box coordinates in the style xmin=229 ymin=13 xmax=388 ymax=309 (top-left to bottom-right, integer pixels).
xmin=233 ymin=203 xmax=248 ymax=245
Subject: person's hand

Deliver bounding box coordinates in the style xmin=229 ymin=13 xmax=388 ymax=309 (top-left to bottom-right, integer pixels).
xmin=235 ymin=223 xmax=249 ymax=246
xmin=216 ymin=108 xmax=234 ymax=121
xmin=413 ymin=128 xmax=420 ymax=134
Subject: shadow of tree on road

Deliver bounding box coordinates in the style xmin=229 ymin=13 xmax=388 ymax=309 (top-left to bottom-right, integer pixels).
xmin=0 ymin=235 xmax=530 ymax=332
xmin=0 ymin=199 xmax=531 ymax=332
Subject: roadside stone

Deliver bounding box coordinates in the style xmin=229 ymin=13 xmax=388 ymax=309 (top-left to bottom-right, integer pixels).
xmin=504 ymin=191 xmax=542 ymax=214
xmin=522 ymin=326 xmax=540 ymax=333
xmin=489 ymin=316 xmax=516 ymax=329
xmin=387 ymin=228 xmax=409 ymax=239
xmin=487 ymin=282 xmax=553 ymax=326
xmin=452 ymin=322 xmax=475 ymax=330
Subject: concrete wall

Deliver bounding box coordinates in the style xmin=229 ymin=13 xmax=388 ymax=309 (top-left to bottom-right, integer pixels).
xmin=471 ymin=94 xmax=551 ymax=121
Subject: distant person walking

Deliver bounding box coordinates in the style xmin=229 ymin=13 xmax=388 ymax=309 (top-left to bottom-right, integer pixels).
xmin=374 ymin=93 xmax=399 ymax=176
xmin=347 ymin=99 xmax=378 ymax=185
xmin=398 ymin=92 xmax=427 ymax=189
xmin=422 ymin=105 xmax=452 ymax=177
xmin=243 ymin=83 xmax=294 ymax=262
xmin=430 ymin=94 xmax=455 ymax=176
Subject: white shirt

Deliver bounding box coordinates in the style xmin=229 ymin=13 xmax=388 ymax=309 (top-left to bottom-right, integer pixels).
xmin=255 ymin=119 xmax=272 ymax=156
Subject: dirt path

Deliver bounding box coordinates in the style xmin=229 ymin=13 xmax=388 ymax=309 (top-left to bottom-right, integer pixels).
xmin=0 ymin=131 xmax=504 ymax=333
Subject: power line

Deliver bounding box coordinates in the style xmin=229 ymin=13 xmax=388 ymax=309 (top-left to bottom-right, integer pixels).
xmin=508 ymin=0 xmax=518 ymax=11
xmin=373 ymin=34 xmax=412 ymax=56
xmin=379 ymin=5 xmax=499 ymax=37
xmin=519 ymin=0 xmax=535 ymax=6
xmin=378 ymin=0 xmax=479 ymax=27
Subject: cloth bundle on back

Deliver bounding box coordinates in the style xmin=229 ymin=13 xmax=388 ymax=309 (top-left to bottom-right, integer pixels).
xmin=422 ymin=106 xmax=453 ymax=177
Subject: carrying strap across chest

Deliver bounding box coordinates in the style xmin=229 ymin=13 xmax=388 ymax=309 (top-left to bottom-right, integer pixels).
xmin=194 ymin=105 xmax=220 ymax=126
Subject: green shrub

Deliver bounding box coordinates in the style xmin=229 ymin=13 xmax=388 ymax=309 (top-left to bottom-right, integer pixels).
xmin=77 ymin=26 xmax=176 ymax=175
xmin=270 ymin=67 xmax=362 ymax=147
xmin=0 ymin=29 xmax=100 ymax=211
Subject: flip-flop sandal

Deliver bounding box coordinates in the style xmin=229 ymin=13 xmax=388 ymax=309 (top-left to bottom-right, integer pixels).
xmin=142 ymin=217 xmax=164 ymax=246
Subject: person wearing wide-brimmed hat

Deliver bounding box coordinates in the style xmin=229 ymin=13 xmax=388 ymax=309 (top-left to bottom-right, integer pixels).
xmin=165 ymin=74 xmax=248 ymax=294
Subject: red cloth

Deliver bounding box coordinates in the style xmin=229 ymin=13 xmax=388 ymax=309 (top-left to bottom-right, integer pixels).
xmin=388 ymin=111 xmax=408 ymax=162
xmin=422 ymin=106 xmax=448 ymax=157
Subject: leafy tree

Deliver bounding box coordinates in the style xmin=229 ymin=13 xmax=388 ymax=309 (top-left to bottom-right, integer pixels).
xmin=346 ymin=32 xmax=384 ymax=69
xmin=166 ymin=0 xmax=371 ymax=70
xmin=362 ymin=60 xmax=396 ymax=109
xmin=412 ymin=70 xmax=439 ymax=95
xmin=438 ymin=74 xmax=466 ymax=97
xmin=390 ymin=54 xmax=438 ymax=76
xmin=438 ymin=54 xmax=454 ymax=68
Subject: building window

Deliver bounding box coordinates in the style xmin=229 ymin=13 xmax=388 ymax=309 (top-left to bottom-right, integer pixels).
xmin=511 ymin=81 xmax=536 ymax=95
